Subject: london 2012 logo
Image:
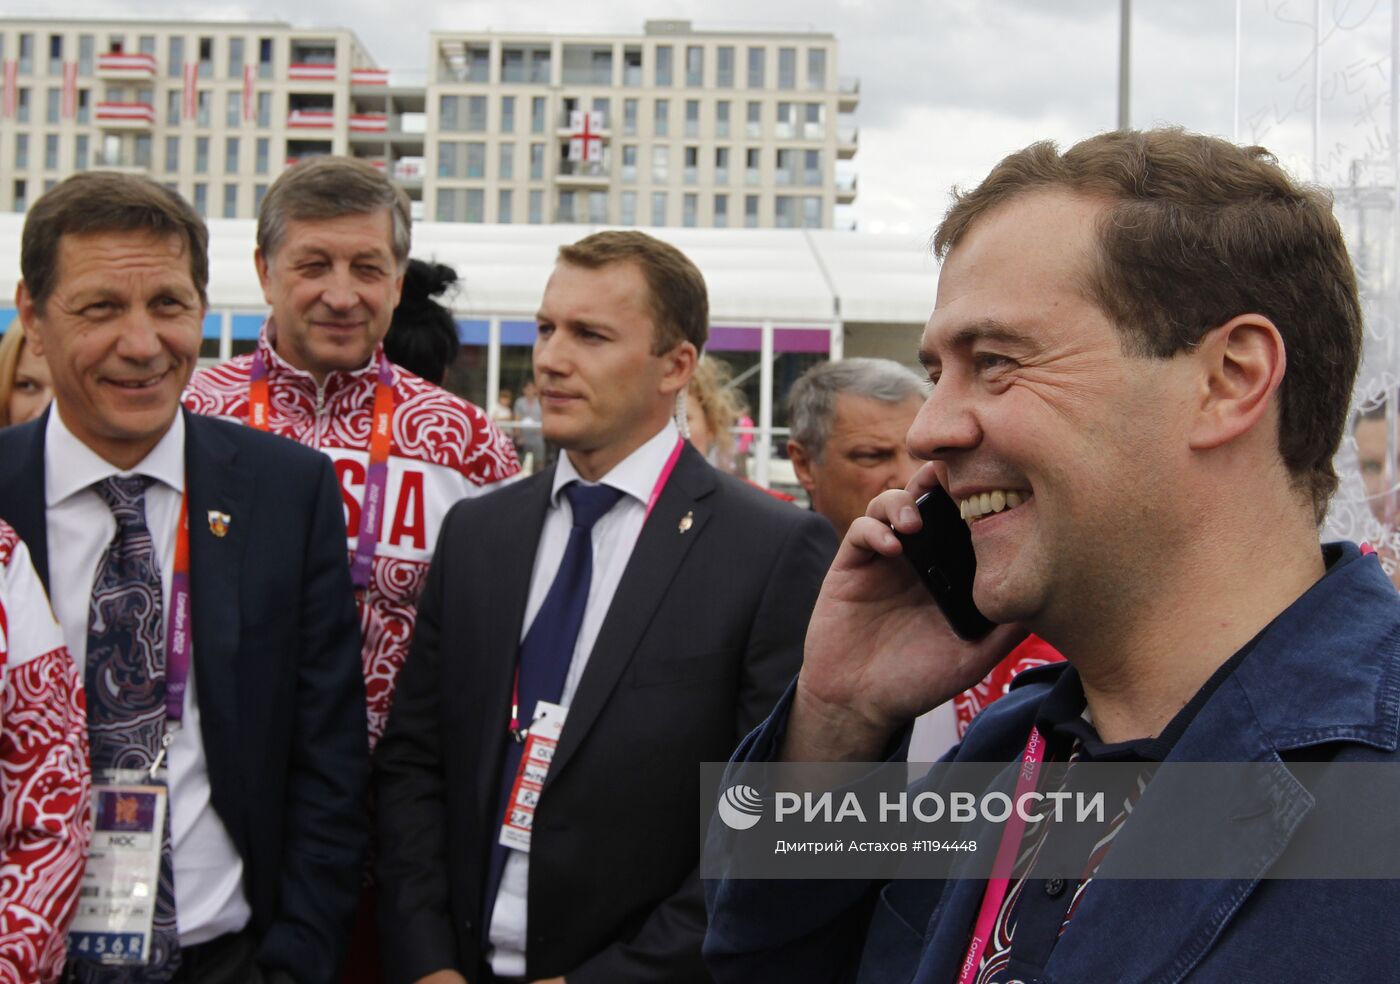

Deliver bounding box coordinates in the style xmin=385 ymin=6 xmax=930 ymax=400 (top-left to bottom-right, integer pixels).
xmin=717 ymin=784 xmax=765 ymax=830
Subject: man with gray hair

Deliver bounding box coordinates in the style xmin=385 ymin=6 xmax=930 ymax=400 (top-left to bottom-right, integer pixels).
xmin=787 ymin=357 xmax=927 ymax=539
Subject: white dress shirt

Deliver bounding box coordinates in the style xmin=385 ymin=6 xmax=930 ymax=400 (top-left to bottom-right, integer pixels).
xmin=45 ymin=407 xmax=251 ymax=946
xmin=488 ymin=420 xmax=681 ymax=976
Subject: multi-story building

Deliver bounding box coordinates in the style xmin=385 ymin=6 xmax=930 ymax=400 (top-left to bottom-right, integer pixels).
xmin=0 ymin=17 xmax=858 ymax=229
xmin=426 ymin=19 xmax=858 ymax=228
xmin=0 ymin=17 xmax=426 ymax=219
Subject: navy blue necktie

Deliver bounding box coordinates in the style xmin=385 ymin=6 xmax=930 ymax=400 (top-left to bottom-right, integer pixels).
xmin=486 ymin=481 xmax=624 ymax=913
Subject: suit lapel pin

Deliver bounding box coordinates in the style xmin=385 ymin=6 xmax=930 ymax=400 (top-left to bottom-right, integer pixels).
xmin=207 ymin=510 xmax=231 ymax=538
xmin=678 ymin=510 xmax=694 ymax=534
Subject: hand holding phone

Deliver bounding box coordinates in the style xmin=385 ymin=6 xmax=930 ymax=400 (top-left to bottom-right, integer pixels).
xmin=893 ymin=487 xmax=997 ymax=641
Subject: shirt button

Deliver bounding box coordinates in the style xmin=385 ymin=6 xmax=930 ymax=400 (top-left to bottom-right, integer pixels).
xmin=1043 ymin=877 xmax=1066 ymax=897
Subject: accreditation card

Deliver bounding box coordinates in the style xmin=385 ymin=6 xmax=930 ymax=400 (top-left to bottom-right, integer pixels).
xmin=499 ymin=700 xmax=567 ymax=854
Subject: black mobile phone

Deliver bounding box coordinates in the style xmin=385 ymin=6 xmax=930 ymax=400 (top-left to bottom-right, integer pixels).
xmin=893 ymin=487 xmax=997 ymax=641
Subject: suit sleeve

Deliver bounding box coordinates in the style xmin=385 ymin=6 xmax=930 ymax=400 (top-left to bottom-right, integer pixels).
xmin=255 ymin=457 xmax=370 ymax=983
xmin=373 ymin=507 xmax=462 ymax=983
xmin=0 ymin=538 xmax=91 ymax=984
xmin=568 ymin=511 xmax=839 ymax=984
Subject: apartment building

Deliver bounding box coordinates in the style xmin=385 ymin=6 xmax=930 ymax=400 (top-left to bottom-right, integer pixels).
xmin=427 ymin=20 xmax=859 ymax=228
xmin=0 ymin=17 xmax=858 ymax=229
xmin=0 ymin=17 xmax=424 ymax=218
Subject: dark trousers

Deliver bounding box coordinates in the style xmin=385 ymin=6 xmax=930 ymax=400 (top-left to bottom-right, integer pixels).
xmin=65 ymin=932 xmax=292 ymax=984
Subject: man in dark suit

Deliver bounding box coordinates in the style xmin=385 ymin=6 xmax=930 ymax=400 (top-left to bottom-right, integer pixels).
xmin=375 ymin=231 xmax=835 ymax=984
xmin=0 ymin=172 xmax=368 ymax=983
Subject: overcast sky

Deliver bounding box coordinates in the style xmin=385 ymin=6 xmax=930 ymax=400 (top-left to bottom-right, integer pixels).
xmin=10 ymin=0 xmax=1398 ymax=234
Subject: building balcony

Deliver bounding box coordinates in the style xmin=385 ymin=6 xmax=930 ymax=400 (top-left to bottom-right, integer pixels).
xmin=836 ymin=174 xmax=858 ymax=204
xmin=838 ymin=127 xmax=859 ymax=160
xmin=349 ymin=113 xmax=388 ymax=133
xmin=288 ymin=109 xmax=336 ymax=129
xmin=289 ymin=62 xmax=338 ymax=82
xmin=393 ymin=156 xmax=426 ymax=189
xmin=555 ymin=159 xmax=611 ymax=185
xmin=97 ymin=52 xmax=157 ymax=79
xmin=838 ymin=76 xmax=860 ymax=112
xmin=95 ymin=101 xmax=156 ymax=128
xmin=351 ymin=67 xmax=388 ymax=87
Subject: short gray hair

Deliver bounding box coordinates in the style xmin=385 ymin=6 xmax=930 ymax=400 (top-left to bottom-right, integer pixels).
xmin=257 ymin=156 xmax=411 ymax=267
xmin=788 ymin=358 xmax=927 ymax=461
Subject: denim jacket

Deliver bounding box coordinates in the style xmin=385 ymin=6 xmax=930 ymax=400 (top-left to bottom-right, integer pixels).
xmin=704 ymin=543 xmax=1400 ymax=983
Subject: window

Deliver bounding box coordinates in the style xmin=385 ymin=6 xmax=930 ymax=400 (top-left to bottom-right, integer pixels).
xmin=259 ymin=37 xmax=274 ymax=78
xmin=46 ymin=87 xmax=60 ymax=124
xmin=257 ymin=92 xmax=272 ymax=128
xmin=623 ymin=98 xmax=638 ymax=136
xmin=224 ymin=136 xmax=239 ymax=173
xmin=776 ymin=101 xmax=795 ymax=138
xmin=651 ymin=191 xmax=667 ymax=226
xmin=716 ymin=100 xmax=730 ymax=138
xmin=229 ymin=37 xmax=244 ymax=78
xmin=226 ymin=91 xmax=241 ymax=127
xmin=714 ymin=193 xmax=728 ymax=228
xmin=654 ymin=45 xmax=672 ymax=86
xmin=745 ymin=148 xmax=761 ymax=185
xmin=804 ymin=150 xmax=822 ymax=186
xmin=683 ymin=193 xmax=697 ymax=227
xmin=255 ymin=183 xmax=269 ymax=211
xmin=620 ymin=190 xmax=637 ymax=226
xmin=15 ymin=89 xmax=28 ymax=124
xmin=530 ymin=49 xmax=552 ymax=83
xmin=623 ymin=46 xmax=642 ymax=86
xmin=685 ymin=99 xmax=699 ymax=138
xmin=467 ymin=95 xmax=487 ymax=131
xmin=256 ymin=137 xmax=269 ymax=174
xmin=651 ymin=146 xmax=669 ymax=182
xmin=467 ymin=46 xmax=490 ymax=82
xmin=75 ymin=134 xmax=89 ymax=171
xmin=746 ymin=101 xmax=762 ymax=137
xmin=465 ymin=189 xmax=484 ymax=223
xmin=745 ymin=194 xmax=759 ymax=228
xmin=804 ymin=102 xmax=825 ymax=138
xmin=466 ymin=141 xmax=486 ymax=178
xmin=168 ymin=36 xmax=184 ymax=78
xmin=747 ymin=46 xmax=765 ymax=87
xmin=501 ymin=95 xmax=515 ymax=133
xmin=714 ymin=147 xmax=730 ymax=184
xmin=498 ymin=189 xmax=513 ymax=223
xmin=557 ymin=190 xmax=576 ymax=223
xmin=196 ymin=91 xmax=210 ymax=127
xmin=716 ymin=46 xmax=734 ymax=87
xmin=685 ymin=46 xmax=703 ymax=87
xmin=193 ymin=182 xmax=208 ymax=216
xmin=79 ymin=35 xmax=95 ymax=76
xmin=529 ymin=142 xmax=544 ymax=181
xmin=18 ymin=34 xmax=33 ymax=75
xmin=437 ymin=142 xmax=458 ymax=178
xmin=588 ymin=190 xmax=607 ymax=224
xmin=776 ymin=148 xmax=796 ymax=186
xmin=198 ymin=37 xmax=213 ymax=77
xmin=164 ymin=136 xmax=179 ymax=173
xmin=435 ymin=189 xmax=461 ymax=222
xmin=139 ymin=36 xmax=156 ymax=56
xmin=802 ymin=195 xmax=821 ymax=228
xmin=45 ymin=134 xmax=59 ymax=171
xmin=775 ymin=195 xmax=795 ymax=228
xmin=653 ymin=99 xmax=668 ymax=137
xmin=778 ymin=47 xmax=796 ymax=89
xmin=77 ymin=89 xmax=90 ymax=124
xmin=223 ymin=183 xmax=238 ymax=218
xmin=13 ymin=180 xmax=27 ymax=213
xmin=528 ymin=189 xmax=543 ymax=224
xmin=48 ymin=34 xmax=62 ymax=76
xmin=807 ymin=48 xmax=827 ymax=89
xmin=531 ymin=97 xmax=546 ymax=134
xmin=440 ymin=95 xmax=460 ymax=131
xmin=499 ymin=141 xmax=514 ymax=180
xmin=621 ymin=145 xmax=637 ymax=182
xmin=195 ymin=136 xmax=209 ymax=174
xmin=592 ymin=96 xmax=610 ymax=128
xmin=683 ymin=146 xmax=698 ymax=184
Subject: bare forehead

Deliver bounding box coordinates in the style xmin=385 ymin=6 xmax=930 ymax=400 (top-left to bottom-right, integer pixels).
xmin=56 ymin=230 xmax=194 ymax=289
xmin=540 ymin=260 xmax=651 ymax=319
xmin=278 ymin=210 xmax=396 ymax=256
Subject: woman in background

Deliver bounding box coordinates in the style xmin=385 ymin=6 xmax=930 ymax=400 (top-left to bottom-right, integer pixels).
xmin=0 ymin=322 xmax=53 ymax=427
xmin=684 ymin=354 xmax=744 ymax=474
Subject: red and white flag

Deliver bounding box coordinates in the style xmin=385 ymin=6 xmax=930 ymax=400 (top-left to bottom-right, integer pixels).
xmin=2 ymin=60 xmax=17 ymax=119
xmin=243 ymin=64 xmax=255 ymax=123
xmin=183 ymin=61 xmax=198 ymax=120
xmin=61 ymin=61 xmax=77 ymax=119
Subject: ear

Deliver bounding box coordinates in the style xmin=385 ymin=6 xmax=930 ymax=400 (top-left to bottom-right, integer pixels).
xmin=657 ymin=340 xmax=698 ymax=396
xmin=254 ymin=247 xmax=273 ymax=303
xmin=15 ymin=281 xmax=44 ymax=358
xmin=787 ymin=439 xmax=819 ymax=495
xmin=1186 ymin=314 xmax=1286 ymax=452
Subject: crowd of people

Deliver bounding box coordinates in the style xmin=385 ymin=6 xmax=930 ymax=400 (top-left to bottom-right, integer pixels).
xmin=1 ymin=124 xmax=1399 ymax=984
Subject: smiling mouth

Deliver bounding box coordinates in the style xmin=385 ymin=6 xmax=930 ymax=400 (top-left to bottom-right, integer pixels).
xmin=105 ymin=371 xmax=169 ymax=390
xmin=960 ymin=489 xmax=1031 ymax=524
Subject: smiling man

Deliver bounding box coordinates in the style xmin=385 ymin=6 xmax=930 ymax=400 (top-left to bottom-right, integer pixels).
xmin=704 ymin=129 xmax=1400 ymax=981
xmin=0 ymin=172 xmax=367 ymax=982
xmin=375 ymin=230 xmax=835 ymax=984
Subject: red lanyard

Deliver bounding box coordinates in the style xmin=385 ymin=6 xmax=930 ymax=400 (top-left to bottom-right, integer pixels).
xmin=248 ymin=349 xmax=395 ymax=589
xmin=956 ymin=726 xmax=1048 ymax=984
xmin=509 ymin=436 xmax=685 ymax=738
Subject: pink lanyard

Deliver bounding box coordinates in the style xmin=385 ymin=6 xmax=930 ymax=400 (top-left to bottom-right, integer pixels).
xmin=956 ymin=726 xmax=1048 ymax=984
xmin=508 ymin=436 xmax=685 ymax=737
xmin=248 ymin=349 xmax=395 ymax=589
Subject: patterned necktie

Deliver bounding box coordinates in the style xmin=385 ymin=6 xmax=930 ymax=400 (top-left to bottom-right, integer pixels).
xmin=486 ymin=481 xmax=625 ymax=911
xmin=74 ymin=475 xmax=181 ymax=981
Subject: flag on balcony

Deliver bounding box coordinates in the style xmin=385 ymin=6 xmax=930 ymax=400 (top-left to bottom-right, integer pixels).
xmin=61 ymin=61 xmax=77 ymax=119
xmin=568 ymin=110 xmax=605 ymax=164
xmin=183 ymin=61 xmax=198 ymax=120
xmin=2 ymin=61 xmax=15 ymax=119
xmin=244 ymin=64 xmax=255 ymax=123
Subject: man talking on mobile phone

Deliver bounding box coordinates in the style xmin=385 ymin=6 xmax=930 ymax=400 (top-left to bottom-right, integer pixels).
xmin=703 ymin=128 xmax=1400 ymax=981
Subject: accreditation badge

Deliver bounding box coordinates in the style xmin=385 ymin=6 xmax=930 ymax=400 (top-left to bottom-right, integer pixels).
xmin=68 ymin=771 xmax=167 ymax=965
xmin=498 ymin=700 xmax=567 ymax=854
